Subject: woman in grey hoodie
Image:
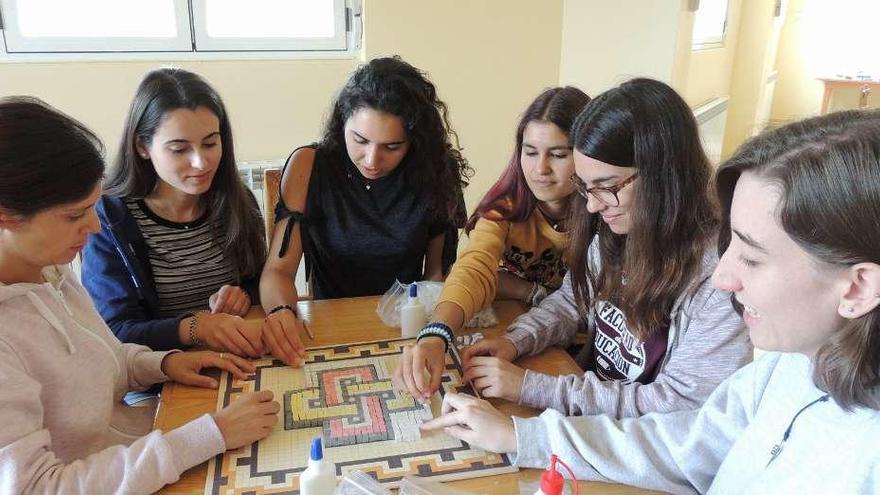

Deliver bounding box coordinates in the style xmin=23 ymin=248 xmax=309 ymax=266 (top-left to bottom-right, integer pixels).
xmin=0 ymin=97 xmax=279 ymax=494
xmin=421 ymin=110 xmax=880 ymax=494
xmin=398 ymin=79 xmax=752 ymax=417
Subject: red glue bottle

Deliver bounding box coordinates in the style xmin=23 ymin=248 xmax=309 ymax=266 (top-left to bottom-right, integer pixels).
xmin=534 ymin=454 xmax=578 ymax=495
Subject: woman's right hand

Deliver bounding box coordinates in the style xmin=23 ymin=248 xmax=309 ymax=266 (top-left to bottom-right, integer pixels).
xmin=213 ymin=390 xmax=279 ymax=449
xmin=460 ymin=337 xmax=517 ymax=367
xmin=261 ymin=307 xmax=306 ymax=367
xmin=196 ymin=313 xmax=265 ymax=358
xmin=392 ymin=337 xmax=447 ymax=402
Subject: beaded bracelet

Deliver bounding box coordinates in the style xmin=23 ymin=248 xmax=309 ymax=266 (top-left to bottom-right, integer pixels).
xmin=267 ymin=304 xmax=297 ymax=318
xmin=186 ymin=312 xmax=202 ymax=346
xmin=416 ymin=322 xmax=454 ymax=352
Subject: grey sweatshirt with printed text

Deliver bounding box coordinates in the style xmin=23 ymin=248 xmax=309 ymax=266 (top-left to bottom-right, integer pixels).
xmin=505 ymin=242 xmax=752 ymax=417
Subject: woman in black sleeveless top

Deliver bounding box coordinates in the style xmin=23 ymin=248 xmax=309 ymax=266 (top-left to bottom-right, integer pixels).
xmin=259 ymin=56 xmax=472 ymax=366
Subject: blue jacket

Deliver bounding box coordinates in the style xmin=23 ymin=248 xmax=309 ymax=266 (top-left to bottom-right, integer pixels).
xmin=81 ymin=196 xmax=260 ymax=351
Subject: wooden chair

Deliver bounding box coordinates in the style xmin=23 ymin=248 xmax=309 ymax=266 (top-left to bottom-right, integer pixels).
xmin=262 ymin=168 xmax=282 ymax=246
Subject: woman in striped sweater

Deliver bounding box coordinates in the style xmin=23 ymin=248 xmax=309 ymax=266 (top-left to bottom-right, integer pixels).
xmin=82 ymin=68 xmax=268 ymax=359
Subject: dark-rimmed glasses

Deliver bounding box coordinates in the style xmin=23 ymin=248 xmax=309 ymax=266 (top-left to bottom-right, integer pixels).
xmin=569 ymin=173 xmax=638 ymax=206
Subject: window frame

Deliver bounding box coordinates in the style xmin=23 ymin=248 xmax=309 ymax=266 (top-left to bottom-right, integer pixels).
xmin=691 ymin=0 xmax=730 ymax=50
xmin=0 ymin=0 xmax=361 ymax=60
xmin=0 ymin=0 xmax=194 ymax=53
xmin=190 ymin=0 xmax=349 ymax=53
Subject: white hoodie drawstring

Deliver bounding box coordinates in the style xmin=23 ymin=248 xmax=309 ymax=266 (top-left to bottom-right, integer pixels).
xmin=27 ymin=291 xmax=77 ymax=354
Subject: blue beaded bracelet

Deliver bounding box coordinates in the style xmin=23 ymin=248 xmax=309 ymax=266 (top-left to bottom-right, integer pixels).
xmin=417 ymin=322 xmax=454 ymax=351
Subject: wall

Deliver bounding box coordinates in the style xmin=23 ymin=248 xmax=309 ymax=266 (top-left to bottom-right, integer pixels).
xmin=0 ymin=0 xmax=563 ymax=214
xmin=721 ymin=0 xmax=780 ymax=157
xmin=363 ymin=0 xmax=563 ymax=211
xmin=559 ymin=0 xmax=683 ymax=96
xmin=683 ymin=0 xmax=743 ymax=108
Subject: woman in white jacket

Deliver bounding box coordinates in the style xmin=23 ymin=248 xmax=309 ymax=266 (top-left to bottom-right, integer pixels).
xmin=421 ymin=109 xmax=880 ymax=494
xmin=0 ymin=97 xmax=279 ymax=494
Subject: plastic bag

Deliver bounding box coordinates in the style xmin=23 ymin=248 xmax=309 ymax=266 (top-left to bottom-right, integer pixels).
xmin=376 ymin=280 xmax=498 ymax=329
xmin=334 ymin=469 xmax=391 ymax=494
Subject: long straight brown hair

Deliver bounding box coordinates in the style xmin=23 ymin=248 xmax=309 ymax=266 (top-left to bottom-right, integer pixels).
xmin=567 ymin=78 xmax=718 ymax=339
xmin=465 ymin=86 xmax=590 ymax=232
xmin=717 ymin=109 xmax=880 ymax=410
xmin=105 ymin=68 xmax=266 ymax=280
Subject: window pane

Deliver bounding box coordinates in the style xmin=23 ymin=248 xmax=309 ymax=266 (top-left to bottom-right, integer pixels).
xmin=206 ymin=0 xmax=336 ymax=38
xmin=16 ymin=0 xmax=178 ymax=38
xmin=692 ymin=0 xmax=729 ymax=46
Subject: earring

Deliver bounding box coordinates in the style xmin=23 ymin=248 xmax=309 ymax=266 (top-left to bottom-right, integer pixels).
xmin=848 ymin=307 xmax=856 ymax=314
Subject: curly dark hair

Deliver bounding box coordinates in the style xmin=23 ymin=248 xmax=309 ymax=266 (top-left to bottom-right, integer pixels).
xmin=319 ymin=56 xmax=472 ymax=223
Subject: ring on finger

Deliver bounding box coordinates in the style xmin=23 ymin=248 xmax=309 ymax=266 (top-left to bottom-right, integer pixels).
xmin=219 ymin=352 xmax=226 ymax=359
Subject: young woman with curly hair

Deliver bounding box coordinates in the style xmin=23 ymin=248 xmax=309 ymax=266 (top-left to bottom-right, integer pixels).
xmin=260 ymin=56 xmax=472 ymax=365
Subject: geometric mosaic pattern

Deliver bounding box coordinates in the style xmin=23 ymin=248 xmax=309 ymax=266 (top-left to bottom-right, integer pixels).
xmin=204 ymin=338 xmax=517 ymax=495
xmin=283 ymin=364 xmax=431 ymax=447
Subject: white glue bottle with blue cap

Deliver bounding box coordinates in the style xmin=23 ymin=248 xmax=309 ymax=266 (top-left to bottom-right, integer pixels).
xmin=400 ymin=283 xmax=426 ymax=338
xmin=300 ymin=437 xmax=337 ymax=494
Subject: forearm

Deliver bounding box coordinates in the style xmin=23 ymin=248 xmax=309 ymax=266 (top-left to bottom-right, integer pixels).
xmin=430 ymin=301 xmax=466 ymax=334
xmin=505 ymin=273 xmax=582 ymax=357
xmin=495 ymin=270 xmax=533 ymax=301
xmin=259 ymin=266 xmax=299 ymax=312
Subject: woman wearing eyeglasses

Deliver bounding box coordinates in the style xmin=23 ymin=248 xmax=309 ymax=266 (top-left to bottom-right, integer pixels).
xmin=402 ymin=78 xmax=751 ymax=418
xmin=393 ymin=86 xmax=590 ymax=399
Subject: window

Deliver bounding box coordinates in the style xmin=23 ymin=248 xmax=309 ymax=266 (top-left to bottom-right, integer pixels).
xmin=692 ymin=0 xmax=730 ymax=49
xmin=0 ymin=0 xmax=360 ymax=56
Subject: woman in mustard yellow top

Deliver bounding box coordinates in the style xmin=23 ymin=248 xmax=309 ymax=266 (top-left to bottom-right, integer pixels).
xmin=393 ymin=86 xmax=589 ymax=394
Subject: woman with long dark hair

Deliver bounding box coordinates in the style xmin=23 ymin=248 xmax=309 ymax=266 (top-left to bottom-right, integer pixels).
xmin=422 ymin=109 xmax=880 ymax=494
xmin=0 ymin=97 xmax=277 ymax=493
xmin=260 ymin=56 xmax=472 ymax=365
xmin=409 ymin=78 xmax=750 ymax=415
xmin=82 ymin=68 xmax=267 ymax=358
xmin=393 ymin=86 xmax=590 ymax=397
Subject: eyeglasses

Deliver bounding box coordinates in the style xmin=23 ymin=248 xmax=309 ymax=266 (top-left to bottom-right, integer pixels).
xmin=569 ymin=173 xmax=638 ymax=207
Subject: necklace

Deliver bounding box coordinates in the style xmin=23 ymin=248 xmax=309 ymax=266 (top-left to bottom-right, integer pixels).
xmin=537 ymin=204 xmax=567 ymax=232
xmin=766 ymin=394 xmax=830 ymax=466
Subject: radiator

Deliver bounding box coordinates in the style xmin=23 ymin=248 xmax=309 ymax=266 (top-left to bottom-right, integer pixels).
xmin=693 ymin=96 xmax=730 ymax=166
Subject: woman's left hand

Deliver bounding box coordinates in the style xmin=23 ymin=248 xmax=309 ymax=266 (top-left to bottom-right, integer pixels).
xmin=463 ymin=356 xmax=526 ymax=402
xmin=209 ymin=285 xmax=251 ymax=316
xmin=161 ymin=351 xmax=256 ymax=389
xmin=419 ymin=392 xmax=517 ymax=454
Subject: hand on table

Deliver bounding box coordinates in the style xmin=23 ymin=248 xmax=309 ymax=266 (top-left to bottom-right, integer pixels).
xmin=460 ymin=337 xmax=517 ymax=367
xmin=213 ymin=390 xmax=279 ymax=449
xmin=392 ymin=336 xmax=447 ymax=402
xmin=209 ymin=285 xmax=251 ymax=316
xmin=198 ymin=313 xmax=264 ymax=358
xmin=261 ymin=306 xmax=306 ymax=367
xmin=161 ymin=350 xmax=256 ymax=389
xmin=419 ymin=392 xmax=516 ymax=454
xmin=463 ymin=356 xmax=526 ymax=402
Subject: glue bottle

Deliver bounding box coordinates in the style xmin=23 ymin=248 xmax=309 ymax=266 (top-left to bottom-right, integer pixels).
xmin=534 ymin=454 xmax=578 ymax=495
xmin=300 ymin=437 xmax=337 ymax=494
xmin=400 ymin=283 xmax=426 ymax=338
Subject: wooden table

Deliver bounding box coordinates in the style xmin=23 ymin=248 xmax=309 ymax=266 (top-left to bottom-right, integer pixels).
xmin=819 ymin=77 xmax=880 ymax=114
xmin=155 ymin=296 xmax=659 ymax=494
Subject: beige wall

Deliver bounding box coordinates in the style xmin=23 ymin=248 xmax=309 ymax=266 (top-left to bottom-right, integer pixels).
xmin=0 ymin=59 xmax=356 ymax=162
xmin=363 ymin=0 xmax=563 ymax=211
xmin=770 ymin=0 xmax=828 ymax=123
xmin=721 ymin=0 xmax=780 ymax=157
xmin=683 ymin=0 xmax=743 ymax=108
xmin=0 ymin=0 xmax=563 ymax=214
xmin=559 ymin=0 xmax=682 ymax=96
